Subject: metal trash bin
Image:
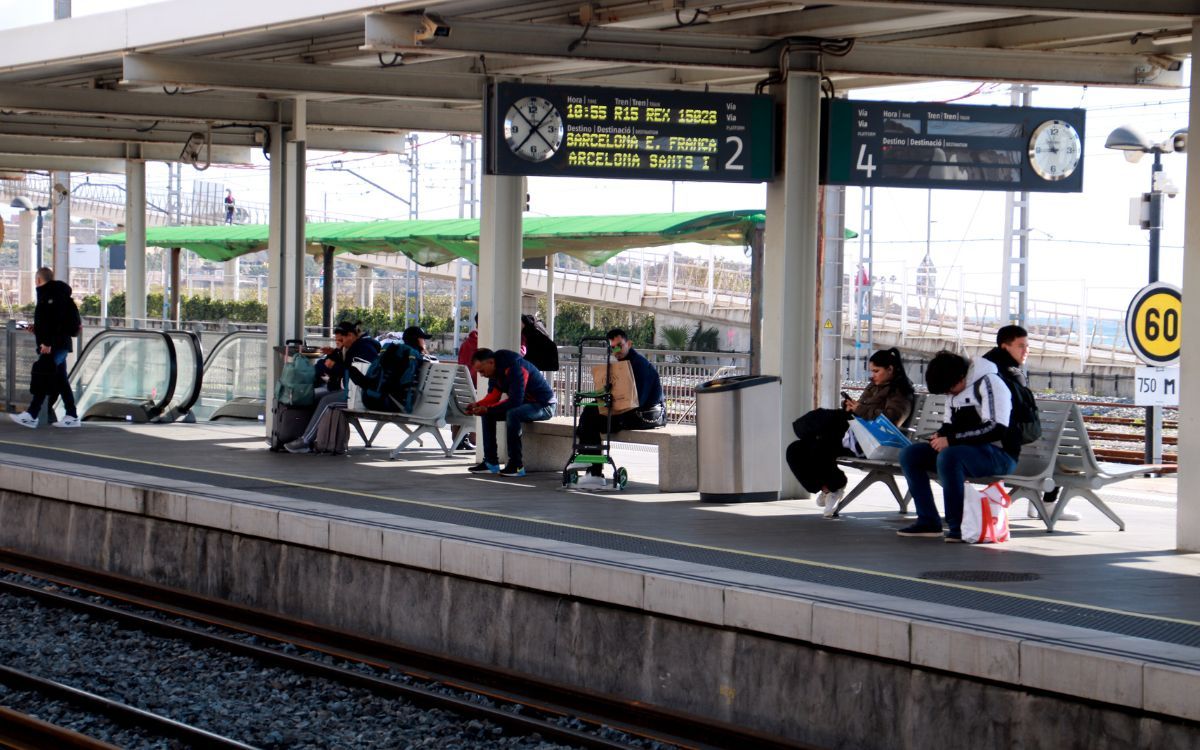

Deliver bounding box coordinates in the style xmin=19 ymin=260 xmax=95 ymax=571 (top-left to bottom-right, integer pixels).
xmin=695 ymin=374 xmax=782 ymax=502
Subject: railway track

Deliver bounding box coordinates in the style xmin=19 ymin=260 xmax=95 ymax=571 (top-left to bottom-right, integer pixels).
xmin=0 ymin=551 xmax=812 ymax=750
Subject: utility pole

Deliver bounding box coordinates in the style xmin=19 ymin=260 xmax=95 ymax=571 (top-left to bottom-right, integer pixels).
xmin=51 ymin=0 xmax=72 ymax=281
xmin=1002 ymin=84 xmax=1034 ymax=327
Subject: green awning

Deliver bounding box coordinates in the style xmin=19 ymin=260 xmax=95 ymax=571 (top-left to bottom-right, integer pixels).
xmin=99 ymin=210 xmax=765 ymax=267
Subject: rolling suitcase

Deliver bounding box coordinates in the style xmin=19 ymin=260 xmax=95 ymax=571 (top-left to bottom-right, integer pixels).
xmin=270 ymin=402 xmax=314 ymax=451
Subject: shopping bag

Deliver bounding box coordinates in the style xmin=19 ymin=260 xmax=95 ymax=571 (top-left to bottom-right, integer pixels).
xmin=346 ymin=359 xmax=369 ymax=410
xmin=847 ymin=414 xmax=911 ymax=460
xmin=962 ymin=482 xmax=1012 ymax=544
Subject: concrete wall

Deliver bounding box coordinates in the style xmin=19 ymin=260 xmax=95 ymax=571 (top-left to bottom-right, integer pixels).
xmin=1 ymin=491 xmax=1197 ymax=749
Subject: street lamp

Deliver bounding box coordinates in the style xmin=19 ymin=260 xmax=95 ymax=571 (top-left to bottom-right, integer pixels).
xmin=10 ymin=196 xmax=49 ymax=267
xmin=1105 ymin=124 xmax=1187 ymax=464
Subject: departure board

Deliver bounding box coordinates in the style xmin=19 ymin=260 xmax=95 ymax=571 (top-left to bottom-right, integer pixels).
xmin=487 ymin=82 xmax=775 ymax=182
xmin=822 ymin=99 xmax=1086 ymax=193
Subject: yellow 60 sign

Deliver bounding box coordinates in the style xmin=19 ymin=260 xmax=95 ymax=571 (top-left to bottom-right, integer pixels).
xmin=1125 ymin=282 xmax=1182 ymax=366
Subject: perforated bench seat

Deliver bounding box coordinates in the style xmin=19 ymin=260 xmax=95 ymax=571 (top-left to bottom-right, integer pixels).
xmin=524 ymin=416 xmax=697 ymax=492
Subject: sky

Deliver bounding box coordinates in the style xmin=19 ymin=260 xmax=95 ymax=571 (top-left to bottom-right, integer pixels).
xmin=0 ymin=0 xmax=1193 ymax=313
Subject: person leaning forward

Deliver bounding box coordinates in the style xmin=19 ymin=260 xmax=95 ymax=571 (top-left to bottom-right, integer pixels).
xmin=465 ymin=348 xmax=556 ymax=478
xmin=574 ymin=328 xmax=665 ymax=479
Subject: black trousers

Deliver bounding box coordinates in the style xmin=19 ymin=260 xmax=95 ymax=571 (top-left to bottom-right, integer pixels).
xmin=785 ymin=437 xmax=848 ymax=494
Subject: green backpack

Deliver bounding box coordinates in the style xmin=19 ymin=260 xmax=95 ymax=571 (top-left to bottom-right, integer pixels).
xmin=276 ymin=353 xmax=316 ymax=406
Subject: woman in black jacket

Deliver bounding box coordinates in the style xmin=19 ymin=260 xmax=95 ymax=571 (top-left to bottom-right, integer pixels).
xmin=11 ymin=267 xmax=81 ymax=428
xmin=786 ymin=348 xmax=914 ymax=516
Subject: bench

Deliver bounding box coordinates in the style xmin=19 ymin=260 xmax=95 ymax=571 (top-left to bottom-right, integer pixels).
xmin=523 ymin=416 xmax=698 ymax=492
xmin=830 ymin=396 xmax=1085 ymax=533
xmin=344 ymin=362 xmax=476 ymax=458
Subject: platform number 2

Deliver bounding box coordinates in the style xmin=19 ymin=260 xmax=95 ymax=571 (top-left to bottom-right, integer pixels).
xmin=856 ymin=145 xmax=877 ymax=178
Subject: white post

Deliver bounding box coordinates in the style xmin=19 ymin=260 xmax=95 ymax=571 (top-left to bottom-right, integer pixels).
xmin=16 ymin=210 xmax=34 ymax=306
xmin=478 ymin=174 xmax=523 ymax=463
xmin=900 ymin=262 xmax=909 ymax=342
xmin=1176 ymin=19 xmax=1200 ymax=550
xmin=225 ymin=257 xmax=240 ymax=300
xmin=956 ymin=269 xmax=965 ymax=349
xmin=547 ymin=252 xmax=556 ymax=337
xmin=667 ymin=250 xmax=675 ymax=303
xmin=452 ymin=259 xmax=463 ymax=351
xmin=125 ymin=160 xmax=147 ymax=326
xmin=52 ymin=171 xmax=70 ymax=284
xmin=706 ymin=246 xmax=715 ymax=308
xmin=762 ymin=73 xmax=821 ymax=499
xmin=1079 ymin=282 xmax=1089 ymax=369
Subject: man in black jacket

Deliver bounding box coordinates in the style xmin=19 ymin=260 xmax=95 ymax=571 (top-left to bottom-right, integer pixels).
xmin=11 ymin=267 xmax=81 ymax=428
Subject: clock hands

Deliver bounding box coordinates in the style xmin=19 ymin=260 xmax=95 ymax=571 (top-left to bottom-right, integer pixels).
xmin=511 ymin=102 xmax=559 ymax=155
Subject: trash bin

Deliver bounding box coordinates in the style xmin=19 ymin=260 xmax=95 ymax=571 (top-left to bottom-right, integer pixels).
xmin=695 ymin=374 xmax=782 ymax=502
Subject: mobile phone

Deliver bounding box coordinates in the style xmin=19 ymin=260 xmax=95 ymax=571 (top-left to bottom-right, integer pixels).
xmin=840 ymin=391 xmax=852 ymax=402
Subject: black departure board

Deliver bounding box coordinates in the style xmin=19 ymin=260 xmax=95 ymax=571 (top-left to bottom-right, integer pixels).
xmin=822 ymin=99 xmax=1086 ymax=192
xmin=487 ymin=82 xmax=775 ymax=182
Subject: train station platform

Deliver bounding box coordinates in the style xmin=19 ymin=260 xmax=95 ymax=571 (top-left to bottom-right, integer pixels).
xmin=0 ymin=420 xmax=1197 ymax=746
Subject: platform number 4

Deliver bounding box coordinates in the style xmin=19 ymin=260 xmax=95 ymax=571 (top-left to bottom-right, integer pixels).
xmin=856 ymin=144 xmax=877 ymax=178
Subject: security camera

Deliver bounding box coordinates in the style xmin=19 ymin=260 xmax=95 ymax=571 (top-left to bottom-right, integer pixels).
xmin=1172 ymin=128 xmax=1188 ymax=154
xmin=53 ymin=182 xmax=68 ymax=196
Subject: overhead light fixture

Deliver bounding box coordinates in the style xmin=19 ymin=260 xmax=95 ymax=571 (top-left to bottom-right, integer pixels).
xmin=1152 ymin=32 xmax=1192 ymax=46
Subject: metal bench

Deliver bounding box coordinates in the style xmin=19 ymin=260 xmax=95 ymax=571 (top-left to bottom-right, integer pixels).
xmin=344 ymin=362 xmax=476 ymax=458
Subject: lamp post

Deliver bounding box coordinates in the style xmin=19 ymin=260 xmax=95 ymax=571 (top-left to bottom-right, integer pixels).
xmin=1105 ymin=125 xmax=1187 ymax=465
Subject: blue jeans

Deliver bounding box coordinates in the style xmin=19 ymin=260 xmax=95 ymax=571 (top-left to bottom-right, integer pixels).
xmin=481 ymin=402 xmax=554 ymax=466
xmin=900 ymin=442 xmax=1016 ymax=534
xmin=28 ymin=349 xmax=76 ymax=419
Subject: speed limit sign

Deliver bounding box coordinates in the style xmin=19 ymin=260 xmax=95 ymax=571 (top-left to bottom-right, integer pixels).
xmin=1125 ymin=282 xmax=1182 ymax=366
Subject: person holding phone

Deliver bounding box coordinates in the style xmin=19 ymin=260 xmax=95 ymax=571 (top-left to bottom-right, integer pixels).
xmin=786 ymin=348 xmax=915 ymax=516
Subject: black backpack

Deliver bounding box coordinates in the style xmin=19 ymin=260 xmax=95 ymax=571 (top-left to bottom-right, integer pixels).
xmin=976 ymin=371 xmax=1041 ymax=445
xmin=521 ymin=314 xmax=559 ymax=372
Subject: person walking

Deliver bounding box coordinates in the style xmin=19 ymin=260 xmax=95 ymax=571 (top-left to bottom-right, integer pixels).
xmin=11 ymin=267 xmax=81 ymax=428
xmin=224 ymin=189 xmax=235 ymax=224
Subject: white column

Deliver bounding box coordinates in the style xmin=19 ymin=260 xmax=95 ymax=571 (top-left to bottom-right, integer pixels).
xmin=17 ymin=211 xmax=34 ymax=306
xmin=356 ymin=265 xmax=371 ymax=308
xmin=125 ymin=160 xmax=147 ymax=325
xmin=225 ymin=257 xmax=240 ymax=300
xmin=546 ymin=252 xmax=556 ymax=336
xmin=52 ymin=172 xmax=70 ymax=283
xmin=762 ymin=74 xmax=821 ymax=499
xmin=819 ymin=185 xmax=846 ymax=408
xmin=1176 ymin=20 xmax=1200 ymax=550
xmin=478 ymin=174 xmax=523 ymax=351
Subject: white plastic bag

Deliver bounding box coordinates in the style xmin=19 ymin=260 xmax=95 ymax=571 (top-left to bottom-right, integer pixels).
xmin=847 ymin=414 xmax=911 ymax=460
xmin=962 ymin=482 xmax=1012 ymax=544
xmin=346 ymin=359 xmax=369 ymax=411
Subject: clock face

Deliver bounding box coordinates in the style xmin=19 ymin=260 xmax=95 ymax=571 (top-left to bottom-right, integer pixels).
xmin=504 ymin=96 xmax=564 ymax=163
xmin=1028 ymin=120 xmax=1081 ymax=181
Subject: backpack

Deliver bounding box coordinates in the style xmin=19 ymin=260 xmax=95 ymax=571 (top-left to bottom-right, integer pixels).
xmin=312 ymin=406 xmax=350 ymax=454
xmin=360 ymin=342 xmax=421 ymax=412
xmin=276 ymin=352 xmax=316 ymax=406
xmin=975 ymin=371 xmax=1041 ymax=445
xmin=521 ymin=314 xmax=559 ymax=371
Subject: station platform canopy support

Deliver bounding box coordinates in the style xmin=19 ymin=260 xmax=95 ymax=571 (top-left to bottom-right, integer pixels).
xmin=2 ymin=0 xmax=1200 ymax=543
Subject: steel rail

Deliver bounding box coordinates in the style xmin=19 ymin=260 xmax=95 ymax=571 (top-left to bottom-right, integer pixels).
xmin=0 ymin=705 xmax=124 ymax=750
xmin=0 ymin=553 xmax=813 ymax=750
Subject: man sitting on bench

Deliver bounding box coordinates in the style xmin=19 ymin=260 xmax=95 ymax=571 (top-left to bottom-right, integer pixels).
xmin=897 ymin=350 xmax=1018 ymax=542
xmin=465 ymin=348 xmax=556 ymax=478
xmin=574 ymin=328 xmax=666 ymax=483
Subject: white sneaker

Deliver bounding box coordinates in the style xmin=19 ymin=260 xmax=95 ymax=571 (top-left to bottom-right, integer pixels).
xmin=1028 ymin=501 xmax=1080 ymax=522
xmin=52 ymin=415 xmax=81 ymax=428
xmin=823 ymin=488 xmax=844 ymax=518
xmin=815 ymin=491 xmax=827 ymax=508
xmin=9 ymin=412 xmax=37 ymax=429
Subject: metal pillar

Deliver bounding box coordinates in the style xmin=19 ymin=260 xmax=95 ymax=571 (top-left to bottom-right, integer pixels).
xmin=125 ymin=160 xmax=147 ymax=325
xmin=16 ymin=211 xmax=33 ymax=306
xmin=322 ymin=245 xmax=334 ymax=335
xmin=820 ymin=186 xmax=847 ymax=408
xmin=356 ymin=265 xmax=371 ymax=308
xmin=749 ymin=226 xmax=764 ymax=374
xmin=762 ymin=74 xmax=821 ymax=499
xmin=478 ymin=174 xmax=523 ymax=351
xmin=547 ymin=252 xmax=556 ymax=337
xmin=1146 ymin=149 xmax=1165 ymax=466
xmin=51 ymin=172 xmax=70 ymax=282
xmin=169 ymin=247 xmax=181 ymax=322
xmin=1178 ymin=19 xmax=1200 ymax=550
xmin=1002 ymin=85 xmax=1033 ymax=326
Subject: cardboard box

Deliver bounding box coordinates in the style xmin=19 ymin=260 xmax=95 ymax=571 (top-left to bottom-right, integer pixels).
xmin=591 ymin=360 xmax=639 ymax=415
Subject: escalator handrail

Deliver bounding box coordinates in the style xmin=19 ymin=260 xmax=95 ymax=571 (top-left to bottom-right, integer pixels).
xmin=202 ymin=330 xmax=267 ymax=378
xmin=69 ymin=329 xmax=178 ymax=419
xmin=164 ymin=330 xmax=205 ymax=415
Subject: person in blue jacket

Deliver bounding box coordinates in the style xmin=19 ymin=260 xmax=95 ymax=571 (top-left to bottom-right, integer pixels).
xmin=574 ymin=328 xmax=666 ymax=478
xmin=465 ymin=348 xmax=556 ymax=477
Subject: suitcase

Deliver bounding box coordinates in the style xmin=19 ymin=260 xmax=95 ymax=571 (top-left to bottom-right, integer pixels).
xmin=270 ymin=402 xmax=314 ymax=451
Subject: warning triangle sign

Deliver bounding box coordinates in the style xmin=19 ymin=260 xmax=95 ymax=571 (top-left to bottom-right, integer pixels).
xmin=823 ymin=319 xmax=834 ymax=329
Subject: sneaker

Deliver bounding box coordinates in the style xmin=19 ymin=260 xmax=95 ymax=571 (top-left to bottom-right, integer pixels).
xmin=284 ymin=438 xmax=311 ymax=454
xmin=52 ymin=415 xmax=81 ymax=428
xmin=896 ymin=522 xmax=944 ymax=538
xmin=814 ymin=491 xmax=828 ymax=508
xmin=823 ymin=489 xmax=843 ymax=518
xmin=1028 ymin=501 xmax=1080 ymax=522
xmin=500 ymin=462 xmax=526 ymax=477
xmin=458 ymin=438 xmax=476 ymax=451
xmin=468 ymin=461 xmax=499 ymax=474
xmin=943 ymin=531 xmax=964 ymax=543
xmin=9 ymin=412 xmax=37 ymax=429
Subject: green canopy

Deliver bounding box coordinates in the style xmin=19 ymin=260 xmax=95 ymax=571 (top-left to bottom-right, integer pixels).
xmin=99 ymin=210 xmax=765 ymax=267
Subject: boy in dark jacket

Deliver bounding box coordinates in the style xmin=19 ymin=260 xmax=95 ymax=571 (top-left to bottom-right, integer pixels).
xmin=12 ymin=267 xmax=81 ymax=428
xmin=465 ymin=348 xmax=556 ymax=477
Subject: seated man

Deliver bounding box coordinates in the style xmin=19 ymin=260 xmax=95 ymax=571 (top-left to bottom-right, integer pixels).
xmin=465 ymin=347 xmax=556 ymax=477
xmin=285 ymin=321 xmax=379 ymax=453
xmin=897 ymin=350 xmax=1019 ymax=542
xmin=575 ymin=328 xmax=665 ymax=479
xmin=401 ymin=325 xmax=438 ymax=362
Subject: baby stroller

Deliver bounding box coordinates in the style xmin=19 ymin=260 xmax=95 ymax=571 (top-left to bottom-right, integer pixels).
xmin=561 ymin=337 xmax=628 ymax=490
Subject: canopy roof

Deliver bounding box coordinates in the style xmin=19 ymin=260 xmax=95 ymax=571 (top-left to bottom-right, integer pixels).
xmin=99 ymin=210 xmax=768 ymax=267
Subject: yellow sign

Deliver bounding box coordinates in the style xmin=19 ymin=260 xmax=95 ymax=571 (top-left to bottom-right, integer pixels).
xmin=823 ymin=319 xmax=833 ymax=329
xmin=1125 ymin=282 xmax=1182 ymax=366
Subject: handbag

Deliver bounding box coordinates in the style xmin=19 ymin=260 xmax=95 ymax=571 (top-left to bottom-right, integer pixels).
xmin=962 ymin=482 xmax=1012 ymax=544
xmin=29 ymin=354 xmax=56 ymax=397
xmin=847 ymin=414 xmax=911 ymax=460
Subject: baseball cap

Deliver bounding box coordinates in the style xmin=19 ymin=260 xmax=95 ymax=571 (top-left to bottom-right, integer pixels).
xmin=333 ymin=321 xmax=358 ymax=335
xmin=402 ymin=325 xmax=431 ymax=340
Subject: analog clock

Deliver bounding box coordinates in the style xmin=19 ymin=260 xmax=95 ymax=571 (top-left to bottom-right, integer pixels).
xmin=504 ymin=96 xmax=564 ymax=163
xmin=1028 ymin=119 xmax=1081 ymax=181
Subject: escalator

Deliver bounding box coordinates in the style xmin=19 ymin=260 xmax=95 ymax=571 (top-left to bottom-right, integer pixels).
xmin=157 ymin=331 xmax=204 ymax=423
xmin=68 ymin=330 xmax=178 ymax=423
xmin=193 ymin=331 xmax=267 ymax=421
